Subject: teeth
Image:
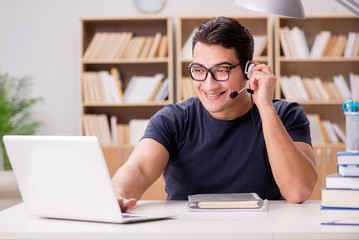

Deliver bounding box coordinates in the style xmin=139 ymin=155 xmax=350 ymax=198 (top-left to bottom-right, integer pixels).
xmin=207 ymin=93 xmax=221 ymax=97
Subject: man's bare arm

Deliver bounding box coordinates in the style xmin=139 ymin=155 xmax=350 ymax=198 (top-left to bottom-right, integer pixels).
xmin=111 ymin=138 xmax=169 ymax=211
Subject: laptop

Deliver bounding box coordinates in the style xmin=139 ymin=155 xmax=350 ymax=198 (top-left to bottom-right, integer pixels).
xmin=3 ymin=135 xmax=174 ymax=223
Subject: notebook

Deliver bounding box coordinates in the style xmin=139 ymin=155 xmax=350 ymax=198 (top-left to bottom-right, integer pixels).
xmin=3 ymin=135 xmax=174 ymax=223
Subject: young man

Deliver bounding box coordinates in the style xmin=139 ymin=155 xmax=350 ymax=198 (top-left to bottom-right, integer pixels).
xmin=112 ymin=16 xmax=317 ymax=212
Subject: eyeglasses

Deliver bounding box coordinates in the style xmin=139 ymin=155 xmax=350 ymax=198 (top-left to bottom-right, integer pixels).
xmin=188 ymin=63 xmax=241 ymax=81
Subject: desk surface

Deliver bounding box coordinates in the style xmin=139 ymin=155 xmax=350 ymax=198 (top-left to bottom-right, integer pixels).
xmin=0 ymin=200 xmax=358 ymax=240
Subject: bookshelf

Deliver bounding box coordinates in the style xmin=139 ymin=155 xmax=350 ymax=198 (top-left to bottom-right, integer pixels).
xmin=80 ymin=17 xmax=173 ymax=200
xmin=176 ymin=15 xmax=273 ymax=102
xmin=275 ymin=15 xmax=359 ymax=132
xmin=80 ymin=16 xmax=174 ymax=140
xmin=275 ymin=15 xmax=359 ymax=199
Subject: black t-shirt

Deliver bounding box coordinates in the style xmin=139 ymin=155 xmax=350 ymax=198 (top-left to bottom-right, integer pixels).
xmin=142 ymin=97 xmax=311 ymax=200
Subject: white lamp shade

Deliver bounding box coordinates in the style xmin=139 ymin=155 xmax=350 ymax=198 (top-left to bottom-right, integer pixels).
xmin=234 ymin=0 xmax=306 ymax=19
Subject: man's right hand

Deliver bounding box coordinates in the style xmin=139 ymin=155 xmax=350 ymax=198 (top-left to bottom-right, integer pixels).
xmin=118 ymin=197 xmax=138 ymax=212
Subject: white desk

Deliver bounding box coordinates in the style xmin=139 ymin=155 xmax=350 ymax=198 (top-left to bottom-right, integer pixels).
xmin=0 ymin=200 xmax=358 ymax=240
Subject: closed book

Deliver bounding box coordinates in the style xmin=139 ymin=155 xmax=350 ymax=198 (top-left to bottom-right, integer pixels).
xmin=338 ymin=165 xmax=359 ymax=177
xmin=321 ymin=208 xmax=359 ymax=226
xmin=337 ymin=151 xmax=359 ymax=165
xmin=187 ymin=193 xmax=264 ymax=210
xmin=325 ymin=173 xmax=359 ymax=188
xmin=321 ymin=188 xmax=359 ymax=209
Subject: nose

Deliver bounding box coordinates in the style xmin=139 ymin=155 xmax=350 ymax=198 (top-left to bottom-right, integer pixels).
xmin=203 ymin=71 xmax=219 ymax=88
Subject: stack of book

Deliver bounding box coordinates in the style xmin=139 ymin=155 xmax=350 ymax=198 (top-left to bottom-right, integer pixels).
xmin=279 ymin=26 xmax=359 ymax=58
xmin=82 ymin=115 xmax=151 ymax=147
xmin=321 ymin=151 xmax=359 ymax=225
xmin=280 ymin=74 xmax=355 ymax=101
xmin=83 ymin=32 xmax=168 ymax=61
xmin=82 ymin=70 xmax=169 ymax=104
xmin=307 ymin=114 xmax=345 ymax=145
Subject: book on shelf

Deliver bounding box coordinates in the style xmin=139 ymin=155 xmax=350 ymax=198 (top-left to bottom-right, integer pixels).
xmin=322 ymin=35 xmax=338 ymax=57
xmin=337 ymin=151 xmax=359 ymax=165
xmin=83 ymin=114 xmax=112 ymax=146
xmin=82 ymin=72 xmax=105 ymax=103
xmin=279 ymin=28 xmax=293 ymax=57
xmin=322 ymin=120 xmax=339 ymax=144
xmin=110 ymin=116 xmax=117 ymax=145
xmin=290 ymin=26 xmax=310 ymax=58
xmin=138 ymin=36 xmax=154 ymax=59
xmin=331 ymin=123 xmax=346 ymax=143
xmin=333 ymin=74 xmax=352 ymax=100
xmin=186 ymin=193 xmax=266 ymax=212
xmin=280 ymin=76 xmax=306 ymax=100
xmin=110 ymin=67 xmax=124 ymax=100
xmin=306 ymin=114 xmax=328 ymax=145
xmin=280 ymin=75 xmax=348 ymax=101
xmin=331 ymin=34 xmax=347 ymax=57
xmin=320 ymin=34 xmax=348 ymax=58
xmin=147 ymin=32 xmax=162 ymax=59
xmin=321 ymin=188 xmax=359 ymax=209
xmin=83 ymin=31 xmax=169 ymax=60
xmin=338 ymin=165 xmax=359 ymax=177
xmin=283 ymin=27 xmax=298 ymax=57
xmin=325 ymin=173 xmax=359 ymax=188
xmin=253 ymin=35 xmax=267 ymax=57
xmin=344 ymin=32 xmax=359 ymax=58
xmin=114 ymin=32 xmax=134 ymax=59
xmin=99 ymin=71 xmax=122 ymax=103
xmin=98 ymin=32 xmax=118 ymax=60
xmin=349 ymin=73 xmax=359 ymax=101
xmin=302 ymin=77 xmax=321 ymax=100
xmin=129 ymin=119 xmax=150 ymax=146
xmin=154 ymin=77 xmax=169 ymax=101
xmin=123 ymin=73 xmax=165 ymax=103
xmin=128 ymin=36 xmax=146 ymax=59
xmin=83 ymin=32 xmax=102 ymax=60
xmin=181 ymin=27 xmax=198 ymax=60
xmin=323 ymin=80 xmax=342 ymax=100
xmin=157 ymin=35 xmax=168 ymax=58
xmin=310 ymin=31 xmax=331 ymax=58
xmin=311 ymin=77 xmax=330 ymax=100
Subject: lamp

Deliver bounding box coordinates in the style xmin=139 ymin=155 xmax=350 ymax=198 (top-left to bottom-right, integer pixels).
xmin=335 ymin=0 xmax=359 ymax=16
xmin=234 ymin=0 xmax=306 ymax=19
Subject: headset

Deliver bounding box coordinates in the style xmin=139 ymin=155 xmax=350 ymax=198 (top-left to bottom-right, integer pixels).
xmin=229 ymin=61 xmax=255 ymax=99
xmin=244 ymin=61 xmax=255 ymax=80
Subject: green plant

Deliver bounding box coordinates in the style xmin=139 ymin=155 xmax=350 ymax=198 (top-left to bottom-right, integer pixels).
xmin=0 ymin=71 xmax=43 ymax=170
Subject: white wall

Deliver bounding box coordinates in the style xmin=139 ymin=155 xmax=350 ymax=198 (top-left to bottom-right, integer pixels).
xmin=0 ymin=0 xmax=352 ymax=135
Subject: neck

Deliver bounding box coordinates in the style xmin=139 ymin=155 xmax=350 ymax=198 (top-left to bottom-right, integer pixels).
xmin=210 ymin=92 xmax=253 ymax=120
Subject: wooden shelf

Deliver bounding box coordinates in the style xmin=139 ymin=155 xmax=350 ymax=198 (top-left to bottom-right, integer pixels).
xmin=279 ymin=57 xmax=359 ymax=62
xmin=82 ymin=58 xmax=170 ymax=64
xmin=275 ymin=15 xmax=358 ymax=200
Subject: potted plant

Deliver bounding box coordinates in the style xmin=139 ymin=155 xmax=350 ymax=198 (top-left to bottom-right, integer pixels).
xmin=0 ymin=71 xmax=43 ymax=170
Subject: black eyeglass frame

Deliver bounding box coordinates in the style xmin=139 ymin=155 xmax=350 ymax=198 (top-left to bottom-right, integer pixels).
xmin=188 ymin=63 xmax=241 ymax=81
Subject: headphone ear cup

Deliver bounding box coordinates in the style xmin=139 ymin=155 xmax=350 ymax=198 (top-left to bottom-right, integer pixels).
xmin=244 ymin=62 xmax=255 ymax=80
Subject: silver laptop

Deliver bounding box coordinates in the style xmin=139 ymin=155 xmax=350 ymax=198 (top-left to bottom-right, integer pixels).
xmin=3 ymin=135 xmax=174 ymax=223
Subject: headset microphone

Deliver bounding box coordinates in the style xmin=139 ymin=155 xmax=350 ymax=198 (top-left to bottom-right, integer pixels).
xmin=229 ymin=61 xmax=255 ymax=99
xmin=229 ymin=86 xmax=253 ymax=99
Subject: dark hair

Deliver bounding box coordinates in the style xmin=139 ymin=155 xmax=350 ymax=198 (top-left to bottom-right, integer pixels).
xmin=192 ymin=16 xmax=254 ymax=72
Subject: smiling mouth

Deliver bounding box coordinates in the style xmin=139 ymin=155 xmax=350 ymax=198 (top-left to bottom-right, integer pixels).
xmin=203 ymin=90 xmax=226 ymax=97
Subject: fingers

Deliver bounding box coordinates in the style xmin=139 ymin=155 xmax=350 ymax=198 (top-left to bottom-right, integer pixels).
xmin=252 ymin=61 xmax=273 ymax=75
xmin=119 ymin=198 xmax=138 ymax=212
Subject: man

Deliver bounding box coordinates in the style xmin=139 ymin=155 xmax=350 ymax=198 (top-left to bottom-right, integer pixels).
xmin=112 ymin=16 xmax=317 ymax=212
